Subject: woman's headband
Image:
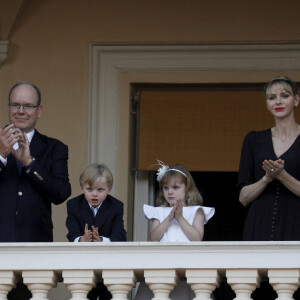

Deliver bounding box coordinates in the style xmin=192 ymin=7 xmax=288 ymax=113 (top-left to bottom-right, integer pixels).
xmin=154 ymin=160 xmax=187 ymax=182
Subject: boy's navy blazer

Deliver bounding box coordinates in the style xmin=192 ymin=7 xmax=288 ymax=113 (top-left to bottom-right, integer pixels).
xmin=66 ymin=193 xmax=127 ymax=242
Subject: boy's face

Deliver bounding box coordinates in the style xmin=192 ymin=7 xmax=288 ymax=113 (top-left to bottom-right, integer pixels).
xmin=82 ymin=177 xmax=112 ymax=207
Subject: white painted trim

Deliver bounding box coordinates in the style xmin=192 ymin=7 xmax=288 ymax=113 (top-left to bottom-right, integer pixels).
xmin=88 ymin=43 xmax=300 ymax=193
xmin=1 ymin=242 xmax=300 ymax=270
xmin=133 ymin=171 xmax=155 ymax=241
xmin=88 ymin=43 xmax=300 ymax=240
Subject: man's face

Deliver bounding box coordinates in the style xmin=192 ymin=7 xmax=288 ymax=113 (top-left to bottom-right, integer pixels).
xmin=8 ymin=84 xmax=42 ymax=133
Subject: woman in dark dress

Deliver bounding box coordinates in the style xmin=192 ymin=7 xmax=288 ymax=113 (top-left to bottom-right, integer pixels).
xmin=238 ymin=76 xmax=300 ymax=241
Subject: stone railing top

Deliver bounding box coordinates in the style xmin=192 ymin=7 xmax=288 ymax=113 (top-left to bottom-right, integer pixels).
xmin=0 ymin=242 xmax=300 ymax=272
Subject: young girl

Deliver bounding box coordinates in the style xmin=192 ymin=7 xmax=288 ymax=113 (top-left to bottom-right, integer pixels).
xmin=135 ymin=161 xmax=215 ymax=300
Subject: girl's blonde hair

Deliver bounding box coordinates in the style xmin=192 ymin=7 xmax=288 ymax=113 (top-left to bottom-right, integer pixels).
xmin=156 ymin=164 xmax=203 ymax=206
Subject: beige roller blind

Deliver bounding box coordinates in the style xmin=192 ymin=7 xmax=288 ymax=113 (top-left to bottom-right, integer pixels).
xmin=138 ymin=88 xmax=278 ymax=171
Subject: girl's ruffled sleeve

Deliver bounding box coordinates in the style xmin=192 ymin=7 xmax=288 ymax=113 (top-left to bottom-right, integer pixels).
xmin=200 ymin=206 xmax=215 ymax=224
xmin=143 ymin=204 xmax=160 ymax=220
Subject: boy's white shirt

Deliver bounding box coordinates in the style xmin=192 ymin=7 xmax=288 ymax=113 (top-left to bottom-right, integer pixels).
xmin=74 ymin=201 xmax=110 ymax=242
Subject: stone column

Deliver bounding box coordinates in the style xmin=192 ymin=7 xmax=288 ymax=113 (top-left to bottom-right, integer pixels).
xmin=186 ymin=269 xmax=220 ymax=300
xmin=63 ymin=270 xmax=96 ymax=300
xmin=0 ymin=271 xmax=17 ymax=299
xmin=226 ymin=269 xmax=261 ymax=300
xmin=102 ymin=270 xmax=136 ymax=300
xmin=144 ymin=269 xmax=178 ymax=300
xmin=22 ymin=270 xmax=57 ymax=300
xmin=268 ymin=269 xmax=300 ymax=300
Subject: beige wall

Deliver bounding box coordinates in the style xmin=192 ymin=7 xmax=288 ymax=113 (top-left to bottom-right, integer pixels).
xmin=1 ymin=0 xmax=300 ymax=241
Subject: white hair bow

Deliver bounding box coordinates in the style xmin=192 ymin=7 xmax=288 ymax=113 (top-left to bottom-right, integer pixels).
xmin=154 ymin=160 xmax=186 ymax=182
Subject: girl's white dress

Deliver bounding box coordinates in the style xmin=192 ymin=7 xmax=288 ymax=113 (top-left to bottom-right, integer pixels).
xmin=134 ymin=204 xmax=215 ymax=300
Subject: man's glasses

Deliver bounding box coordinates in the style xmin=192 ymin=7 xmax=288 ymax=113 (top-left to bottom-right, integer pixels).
xmin=9 ymin=103 xmax=39 ymax=111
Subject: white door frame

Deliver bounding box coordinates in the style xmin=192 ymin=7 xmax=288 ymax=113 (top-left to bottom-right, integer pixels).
xmin=88 ymin=43 xmax=300 ymax=240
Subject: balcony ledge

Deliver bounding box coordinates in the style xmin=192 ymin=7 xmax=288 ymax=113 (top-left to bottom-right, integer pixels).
xmin=0 ymin=241 xmax=299 ymax=271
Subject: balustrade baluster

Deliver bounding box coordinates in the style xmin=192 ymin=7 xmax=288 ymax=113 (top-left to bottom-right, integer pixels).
xmin=268 ymin=269 xmax=300 ymax=300
xmin=143 ymin=269 xmax=178 ymax=300
xmin=63 ymin=270 xmax=96 ymax=300
xmin=186 ymin=269 xmax=220 ymax=300
xmin=0 ymin=271 xmax=16 ymax=299
xmin=22 ymin=270 xmax=57 ymax=300
xmin=102 ymin=270 xmax=136 ymax=300
xmin=226 ymin=269 xmax=261 ymax=300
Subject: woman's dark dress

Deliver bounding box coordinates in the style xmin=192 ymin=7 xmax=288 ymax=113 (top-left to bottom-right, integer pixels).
xmin=238 ymin=129 xmax=300 ymax=241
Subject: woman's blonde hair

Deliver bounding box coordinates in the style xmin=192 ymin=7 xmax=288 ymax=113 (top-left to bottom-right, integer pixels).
xmin=156 ymin=164 xmax=203 ymax=206
xmin=79 ymin=163 xmax=113 ymax=188
xmin=264 ymin=76 xmax=299 ymax=98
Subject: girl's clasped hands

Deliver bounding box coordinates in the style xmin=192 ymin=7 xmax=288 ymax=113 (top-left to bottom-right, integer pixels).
xmin=167 ymin=199 xmax=184 ymax=222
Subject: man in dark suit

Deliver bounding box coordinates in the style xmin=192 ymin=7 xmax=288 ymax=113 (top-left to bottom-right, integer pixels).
xmin=0 ymin=82 xmax=71 ymax=299
xmin=66 ymin=163 xmax=126 ymax=300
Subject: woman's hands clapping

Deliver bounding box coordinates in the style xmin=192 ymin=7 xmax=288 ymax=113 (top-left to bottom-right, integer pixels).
xmin=262 ymin=159 xmax=285 ymax=181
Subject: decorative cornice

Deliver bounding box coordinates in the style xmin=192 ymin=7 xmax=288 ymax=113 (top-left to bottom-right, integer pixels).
xmin=0 ymin=41 xmax=9 ymax=66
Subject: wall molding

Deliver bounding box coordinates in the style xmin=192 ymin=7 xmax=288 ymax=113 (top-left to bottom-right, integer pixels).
xmin=89 ymin=43 xmax=300 ymax=194
xmin=0 ymin=41 xmax=9 ymax=66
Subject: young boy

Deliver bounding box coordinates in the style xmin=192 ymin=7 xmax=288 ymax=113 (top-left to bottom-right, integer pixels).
xmin=66 ymin=163 xmax=127 ymax=300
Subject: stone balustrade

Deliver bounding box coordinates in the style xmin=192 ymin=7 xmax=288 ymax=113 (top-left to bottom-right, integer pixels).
xmin=0 ymin=242 xmax=300 ymax=299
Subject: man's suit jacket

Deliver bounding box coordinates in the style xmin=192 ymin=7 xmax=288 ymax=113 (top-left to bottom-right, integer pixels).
xmin=0 ymin=130 xmax=71 ymax=242
xmin=66 ymin=194 xmax=127 ymax=242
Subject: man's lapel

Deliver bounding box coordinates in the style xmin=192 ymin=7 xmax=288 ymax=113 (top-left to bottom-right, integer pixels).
xmin=29 ymin=130 xmax=47 ymax=159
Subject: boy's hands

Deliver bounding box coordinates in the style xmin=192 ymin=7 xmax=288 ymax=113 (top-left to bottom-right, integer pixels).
xmin=91 ymin=225 xmax=103 ymax=242
xmin=80 ymin=224 xmax=93 ymax=242
xmin=79 ymin=224 xmax=103 ymax=242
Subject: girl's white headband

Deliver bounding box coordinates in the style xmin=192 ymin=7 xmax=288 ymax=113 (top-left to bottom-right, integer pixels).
xmin=155 ymin=160 xmax=187 ymax=182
